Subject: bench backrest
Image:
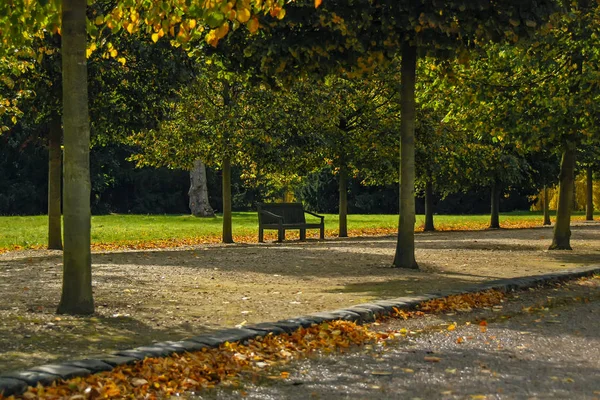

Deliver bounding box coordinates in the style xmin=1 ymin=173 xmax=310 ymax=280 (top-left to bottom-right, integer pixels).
xmin=258 ymin=203 xmax=306 ymax=224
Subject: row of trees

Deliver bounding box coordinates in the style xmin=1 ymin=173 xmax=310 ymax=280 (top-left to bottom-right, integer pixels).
xmin=2 ymin=0 xmax=597 ymax=314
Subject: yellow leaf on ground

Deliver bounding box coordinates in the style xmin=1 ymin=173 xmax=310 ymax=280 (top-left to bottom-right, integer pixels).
xmin=371 ymin=370 xmax=392 ymax=376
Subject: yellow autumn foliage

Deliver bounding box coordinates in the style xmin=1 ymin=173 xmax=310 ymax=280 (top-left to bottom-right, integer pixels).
xmin=531 ymin=173 xmax=600 ymax=211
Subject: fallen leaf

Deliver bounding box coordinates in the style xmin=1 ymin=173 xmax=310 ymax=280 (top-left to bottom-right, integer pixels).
xmin=371 ymin=370 xmax=393 ymax=376
xmin=131 ymin=378 xmax=148 ymax=387
xmin=424 ymin=356 xmax=441 ymax=363
xmin=445 ymin=368 xmax=457 ymax=374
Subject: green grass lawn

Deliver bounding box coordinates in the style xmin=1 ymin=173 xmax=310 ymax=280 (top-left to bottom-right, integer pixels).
xmin=0 ymin=211 xmax=589 ymax=252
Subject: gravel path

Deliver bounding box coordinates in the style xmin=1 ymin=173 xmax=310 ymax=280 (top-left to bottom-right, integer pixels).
xmin=1 ymin=223 xmax=600 ymax=373
xmin=198 ymin=277 xmax=600 ymax=399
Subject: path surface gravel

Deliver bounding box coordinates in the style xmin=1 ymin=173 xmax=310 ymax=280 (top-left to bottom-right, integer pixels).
xmin=197 ymin=277 xmax=600 ymax=399
xmin=2 ymin=224 xmax=600 ymax=372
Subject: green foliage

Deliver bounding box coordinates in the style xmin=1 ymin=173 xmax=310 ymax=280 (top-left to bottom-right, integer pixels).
xmin=215 ymin=0 xmax=557 ymax=82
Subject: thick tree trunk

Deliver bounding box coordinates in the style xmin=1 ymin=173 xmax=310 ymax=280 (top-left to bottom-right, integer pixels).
xmin=189 ymin=159 xmax=215 ymax=217
xmin=543 ymin=185 xmax=551 ymax=226
xmin=573 ymin=182 xmax=578 ymax=211
xmin=549 ymin=142 xmax=576 ymax=250
xmin=490 ymin=181 xmax=501 ymax=229
xmin=586 ymin=167 xmax=594 ymax=221
xmin=47 ymin=117 xmax=63 ymax=250
xmin=222 ymin=157 xmax=234 ymax=243
xmin=392 ymin=43 xmax=418 ymax=269
xmin=424 ymin=180 xmax=435 ymax=232
xmin=57 ymin=0 xmax=94 ymax=315
xmin=338 ymin=166 xmax=348 ymax=237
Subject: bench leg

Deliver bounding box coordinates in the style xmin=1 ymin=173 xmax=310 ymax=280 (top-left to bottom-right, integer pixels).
xmin=277 ymin=228 xmax=284 ymax=242
xmin=319 ymin=226 xmax=325 ymax=240
xmin=258 ymin=228 xmax=264 ymax=243
xmin=300 ymin=229 xmax=306 ymax=241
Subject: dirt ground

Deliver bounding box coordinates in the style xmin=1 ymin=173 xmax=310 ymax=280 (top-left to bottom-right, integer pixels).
xmin=1 ymin=222 xmax=599 ymax=373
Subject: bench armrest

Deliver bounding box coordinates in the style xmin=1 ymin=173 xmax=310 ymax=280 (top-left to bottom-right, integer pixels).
xmin=259 ymin=210 xmax=284 ymax=222
xmin=304 ymin=210 xmax=324 ymax=221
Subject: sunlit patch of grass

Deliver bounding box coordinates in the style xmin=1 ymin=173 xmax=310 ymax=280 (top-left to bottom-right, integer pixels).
xmin=0 ymin=211 xmax=594 ymax=253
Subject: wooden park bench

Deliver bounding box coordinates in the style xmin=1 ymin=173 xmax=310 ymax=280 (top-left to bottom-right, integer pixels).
xmin=257 ymin=203 xmax=325 ymax=242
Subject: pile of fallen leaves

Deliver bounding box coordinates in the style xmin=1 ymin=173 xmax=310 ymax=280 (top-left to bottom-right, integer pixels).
xmin=8 ymin=321 xmax=391 ymax=399
xmin=418 ymin=290 xmax=505 ymax=313
xmin=389 ymin=290 xmax=505 ymax=321
xmin=2 ymin=289 xmax=509 ymax=399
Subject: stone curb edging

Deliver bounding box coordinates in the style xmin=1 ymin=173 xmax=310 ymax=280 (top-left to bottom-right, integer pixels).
xmin=1 ymin=265 xmax=599 ymax=397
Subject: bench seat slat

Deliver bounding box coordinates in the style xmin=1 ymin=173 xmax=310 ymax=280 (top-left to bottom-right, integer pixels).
xmin=261 ymin=223 xmax=323 ymax=229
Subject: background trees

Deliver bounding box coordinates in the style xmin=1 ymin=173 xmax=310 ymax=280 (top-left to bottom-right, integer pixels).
xmin=3 ymin=0 xmax=600 ymax=316
xmin=2 ymin=0 xmax=298 ymax=314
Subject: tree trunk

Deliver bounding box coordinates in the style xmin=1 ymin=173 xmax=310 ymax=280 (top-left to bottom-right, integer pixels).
xmin=47 ymin=117 xmax=63 ymax=250
xmin=392 ymin=43 xmax=418 ymax=269
xmin=222 ymin=157 xmax=234 ymax=243
xmin=189 ymin=159 xmax=215 ymax=217
xmin=549 ymin=142 xmax=576 ymax=250
xmin=338 ymin=166 xmax=348 ymax=237
xmin=57 ymin=0 xmax=94 ymax=315
xmin=586 ymin=167 xmax=593 ymax=221
xmin=424 ymin=180 xmax=435 ymax=232
xmin=572 ymin=181 xmax=578 ymax=211
xmin=543 ymin=185 xmax=551 ymax=226
xmin=490 ymin=181 xmax=501 ymax=229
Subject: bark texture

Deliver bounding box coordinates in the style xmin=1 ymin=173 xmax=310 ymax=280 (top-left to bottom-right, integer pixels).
xmin=490 ymin=181 xmax=501 ymax=229
xmin=57 ymin=0 xmax=94 ymax=315
xmin=549 ymin=143 xmax=576 ymax=250
xmin=221 ymin=80 xmax=234 ymax=244
xmin=338 ymin=166 xmax=348 ymax=238
xmin=424 ymin=180 xmax=435 ymax=232
xmin=392 ymin=43 xmax=418 ymax=269
xmin=543 ymin=185 xmax=551 ymax=226
xmin=47 ymin=117 xmax=63 ymax=250
xmin=222 ymin=157 xmax=234 ymax=243
xmin=586 ymin=167 xmax=594 ymax=221
xmin=573 ymin=183 xmax=578 ymax=211
xmin=189 ymin=159 xmax=215 ymax=218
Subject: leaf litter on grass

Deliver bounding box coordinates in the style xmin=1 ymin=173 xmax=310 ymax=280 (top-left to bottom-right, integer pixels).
xmin=1 ymin=215 xmax=595 ymax=254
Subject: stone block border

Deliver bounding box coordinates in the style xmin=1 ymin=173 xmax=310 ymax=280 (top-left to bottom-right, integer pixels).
xmin=1 ymin=265 xmax=598 ymax=396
